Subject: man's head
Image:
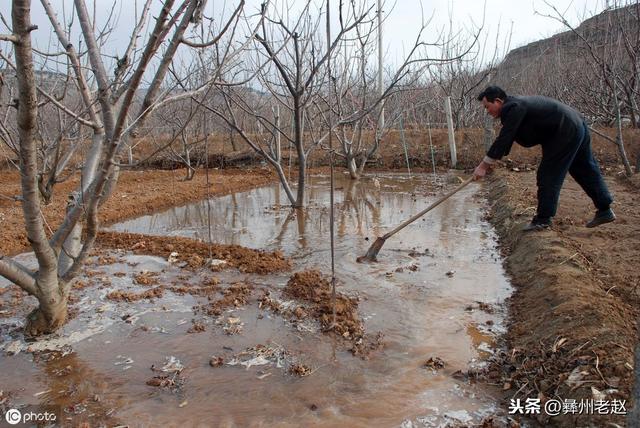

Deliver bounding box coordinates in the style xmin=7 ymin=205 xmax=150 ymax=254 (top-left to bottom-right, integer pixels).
xmin=477 ymin=86 xmax=507 ymax=119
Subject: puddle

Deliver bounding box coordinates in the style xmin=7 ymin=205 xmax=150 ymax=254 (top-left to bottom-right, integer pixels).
xmin=0 ymin=173 xmax=512 ymax=426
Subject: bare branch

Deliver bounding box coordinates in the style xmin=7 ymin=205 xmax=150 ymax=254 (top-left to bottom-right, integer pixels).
xmin=0 ymin=34 xmax=18 ymax=42
xmin=0 ymin=256 xmax=38 ymax=296
xmin=40 ymin=0 xmax=102 ymax=130
xmin=181 ymin=0 xmax=245 ymax=48
xmin=112 ymin=0 xmax=153 ymax=89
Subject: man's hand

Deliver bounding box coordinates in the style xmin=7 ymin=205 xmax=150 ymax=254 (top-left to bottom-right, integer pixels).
xmin=473 ymin=160 xmax=493 ymax=181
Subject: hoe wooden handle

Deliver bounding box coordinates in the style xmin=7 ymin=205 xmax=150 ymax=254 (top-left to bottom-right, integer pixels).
xmin=382 ymin=176 xmax=474 ymax=240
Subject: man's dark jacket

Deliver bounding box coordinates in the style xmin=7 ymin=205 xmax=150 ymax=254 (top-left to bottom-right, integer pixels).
xmin=487 ymin=95 xmax=585 ymax=160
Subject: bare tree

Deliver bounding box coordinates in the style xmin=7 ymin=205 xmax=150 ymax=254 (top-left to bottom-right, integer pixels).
xmin=425 ymin=4 xmax=510 ymax=131
xmin=206 ymin=1 xmax=376 ymax=207
xmin=0 ymin=44 xmax=92 ymax=203
xmin=0 ymin=0 xmax=254 ymax=336
xmin=537 ymin=0 xmax=636 ymax=175
xmin=146 ymin=98 xmax=211 ymax=180
xmin=328 ymin=2 xmax=481 ymax=179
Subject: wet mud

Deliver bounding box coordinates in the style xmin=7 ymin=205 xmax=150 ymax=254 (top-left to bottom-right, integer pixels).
xmin=97 ymin=231 xmax=291 ymax=274
xmin=284 ymin=270 xmax=363 ymax=339
xmin=1 ymin=173 xmax=513 ymax=427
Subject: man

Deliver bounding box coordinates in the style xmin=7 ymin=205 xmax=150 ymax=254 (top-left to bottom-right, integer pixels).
xmin=473 ymin=86 xmax=615 ymax=231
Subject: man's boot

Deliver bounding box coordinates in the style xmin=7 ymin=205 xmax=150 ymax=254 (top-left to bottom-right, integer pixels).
xmin=522 ymin=216 xmax=552 ymax=232
xmin=586 ymin=208 xmax=616 ymax=228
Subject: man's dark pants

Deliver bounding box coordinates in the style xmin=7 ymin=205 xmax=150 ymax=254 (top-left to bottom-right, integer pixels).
xmin=536 ymin=121 xmax=613 ymax=220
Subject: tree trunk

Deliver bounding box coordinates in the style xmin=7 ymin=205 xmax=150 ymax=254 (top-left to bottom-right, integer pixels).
xmin=347 ymin=155 xmax=359 ymax=179
xmin=185 ymin=166 xmax=195 ymax=181
xmin=229 ymin=129 xmax=238 ymax=151
xmin=273 ymin=162 xmax=296 ymax=206
xmin=274 ymin=104 xmax=281 ymax=163
xmin=295 ymin=151 xmax=306 ymax=207
xmin=183 ymin=133 xmax=194 ymax=181
xmin=293 ymin=97 xmax=305 ymax=207
xmin=24 ymin=282 xmax=68 ymax=336
xmin=616 ymin=135 xmax=633 ymax=176
xmin=59 ymin=130 xmax=105 ymax=276
xmin=357 ymin=134 xmax=380 ymax=178
xmin=630 ymin=315 xmax=640 ymax=426
xmin=613 ymin=95 xmax=633 ymax=176
xmin=12 ymin=0 xmax=66 ymax=336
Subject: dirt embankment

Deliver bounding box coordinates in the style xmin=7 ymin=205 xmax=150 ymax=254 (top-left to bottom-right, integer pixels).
xmin=96 ymin=231 xmax=290 ymax=274
xmin=486 ymin=169 xmax=639 ymax=426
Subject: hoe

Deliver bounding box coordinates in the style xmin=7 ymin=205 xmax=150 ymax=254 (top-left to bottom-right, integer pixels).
xmin=357 ymin=176 xmax=474 ymax=263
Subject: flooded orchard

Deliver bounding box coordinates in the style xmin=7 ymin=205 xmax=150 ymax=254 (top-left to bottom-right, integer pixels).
xmin=0 ymin=174 xmax=513 ymax=427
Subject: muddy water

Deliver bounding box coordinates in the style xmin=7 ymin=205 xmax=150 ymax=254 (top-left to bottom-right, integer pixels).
xmin=1 ymin=174 xmax=512 ymax=427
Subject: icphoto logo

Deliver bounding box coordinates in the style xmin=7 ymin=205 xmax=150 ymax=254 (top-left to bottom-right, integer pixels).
xmin=4 ymin=409 xmax=21 ymax=425
xmin=3 ymin=408 xmax=58 ymax=425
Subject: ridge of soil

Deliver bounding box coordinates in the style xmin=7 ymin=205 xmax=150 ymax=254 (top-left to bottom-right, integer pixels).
xmin=486 ymin=169 xmax=639 ymax=426
xmin=96 ymin=231 xmax=290 ymax=274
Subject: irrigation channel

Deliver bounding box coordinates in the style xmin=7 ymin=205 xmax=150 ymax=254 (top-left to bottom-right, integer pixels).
xmin=0 ymin=173 xmax=513 ymax=427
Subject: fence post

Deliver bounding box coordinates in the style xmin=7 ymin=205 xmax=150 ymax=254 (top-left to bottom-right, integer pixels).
xmin=399 ymin=114 xmax=411 ymax=175
xmin=444 ymin=96 xmax=457 ymax=168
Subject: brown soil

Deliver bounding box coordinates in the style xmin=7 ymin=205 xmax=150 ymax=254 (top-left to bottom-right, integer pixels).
xmin=0 ymin=167 xmax=276 ymax=256
xmin=1 ymin=129 xmax=639 ymax=421
xmin=187 ymin=320 xmax=207 ymax=333
xmin=423 ymin=356 xmax=446 ymax=371
xmin=486 ymin=169 xmax=639 ymax=426
xmin=145 ymin=373 xmax=184 ymax=390
xmin=132 ymin=271 xmax=160 ymax=286
xmin=253 ymin=270 xmax=382 ymax=358
xmin=167 ymin=277 xmax=220 ymax=297
xmin=284 ymin=270 xmax=363 ymax=339
xmin=106 ymin=287 xmax=164 ymax=303
xmin=288 ymin=362 xmax=312 ymax=377
xmin=96 ymin=231 xmax=290 ymax=274
xmin=196 ymin=282 xmax=255 ymax=317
